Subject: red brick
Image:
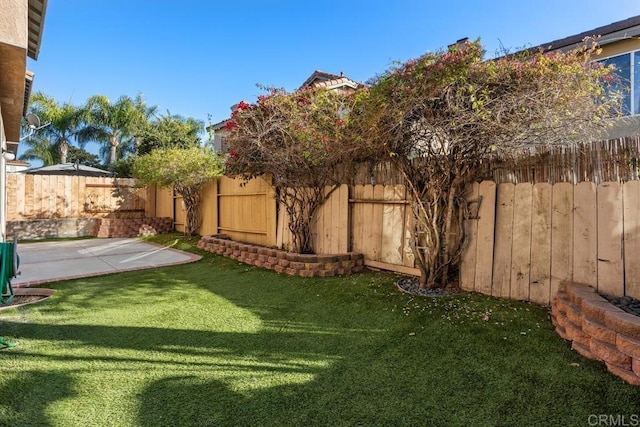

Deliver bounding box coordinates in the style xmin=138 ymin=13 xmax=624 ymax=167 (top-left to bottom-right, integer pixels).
xmin=582 ymin=299 xmax=620 ymax=324
xmin=304 ymin=262 xmax=322 ymax=270
xmin=606 ymin=363 xmax=640 ymax=386
xmin=273 ymin=265 xmax=286 ymax=273
xmin=573 ymin=289 xmax=608 ymax=307
xmin=299 ymin=270 xmax=316 ymax=278
xmin=566 ymin=306 xmax=582 ymax=326
xmin=353 ymin=265 xmax=365 ymax=273
xmin=317 ymin=270 xmax=335 ymax=278
xmin=289 ymin=262 xmax=305 ymax=270
xmin=285 ymin=268 xmax=298 ymax=276
xmin=565 ymin=321 xmax=590 ymax=347
xmin=553 ymin=310 xmax=568 ymax=329
xmin=572 ymin=341 xmax=600 ymax=361
xmin=267 ymin=256 xmax=279 ymax=265
xmin=604 ymin=310 xmax=640 ymax=341
xmin=582 ymin=318 xmax=616 ymax=345
xmin=554 ymin=293 xmax=571 ymax=313
xmin=634 ymin=358 xmax=640 ymax=376
xmin=257 ymin=254 xmax=268 ymax=262
xmin=616 ymin=334 xmax=640 ymax=359
xmin=590 ymin=338 xmax=632 ymax=369
xmin=277 ymin=259 xmax=290 ymax=268
xmin=324 ymin=262 xmax=339 ymax=271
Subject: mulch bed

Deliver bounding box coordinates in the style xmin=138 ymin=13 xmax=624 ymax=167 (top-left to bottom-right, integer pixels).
xmin=603 ymin=294 xmax=640 ymax=317
xmin=396 ymin=277 xmax=458 ymax=297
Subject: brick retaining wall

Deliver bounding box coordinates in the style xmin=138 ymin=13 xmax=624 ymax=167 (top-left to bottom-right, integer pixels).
xmin=8 ymin=217 xmax=174 ymax=240
xmin=95 ymin=217 xmax=174 ymax=238
xmin=197 ymin=234 xmax=365 ymax=278
xmin=551 ymin=282 xmax=640 ymax=385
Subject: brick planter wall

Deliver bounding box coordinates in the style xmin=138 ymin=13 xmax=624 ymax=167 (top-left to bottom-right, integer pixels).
xmin=7 ymin=217 xmax=174 ymax=240
xmin=551 ymin=282 xmax=640 ymax=385
xmin=95 ymin=217 xmax=174 ymax=238
xmin=197 ymin=234 xmax=365 ymax=278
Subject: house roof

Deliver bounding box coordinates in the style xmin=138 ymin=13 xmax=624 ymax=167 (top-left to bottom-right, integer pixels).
xmin=298 ymin=70 xmax=364 ymax=91
xmin=28 ymin=0 xmax=48 ymax=60
xmin=530 ymin=14 xmax=640 ymax=53
xmin=23 ymin=163 xmax=113 ymax=177
xmin=0 ymin=0 xmax=48 ymax=152
xmin=208 ymin=70 xmax=365 ymax=133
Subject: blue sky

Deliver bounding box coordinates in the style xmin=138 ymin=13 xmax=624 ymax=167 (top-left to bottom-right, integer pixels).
xmin=25 ymin=0 xmax=640 ymax=156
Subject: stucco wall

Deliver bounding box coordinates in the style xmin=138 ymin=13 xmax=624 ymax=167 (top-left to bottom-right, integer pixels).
xmin=0 ymin=0 xmax=27 ymax=49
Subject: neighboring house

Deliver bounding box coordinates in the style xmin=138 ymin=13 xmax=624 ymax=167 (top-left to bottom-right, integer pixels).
xmin=6 ymin=159 xmax=30 ymax=173
xmin=529 ymin=14 xmax=640 ymax=138
xmin=0 ymin=0 xmax=48 ymax=238
xmin=207 ymin=70 xmax=364 ymax=153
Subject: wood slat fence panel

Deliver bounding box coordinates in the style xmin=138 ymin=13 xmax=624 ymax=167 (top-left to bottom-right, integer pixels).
xmin=597 ymin=182 xmax=624 ymax=297
xmin=217 ymin=176 xmax=276 ymax=247
xmin=529 ymin=183 xmax=552 ymax=305
xmin=7 ymin=174 xmax=146 ymax=220
xmin=624 ymin=180 xmax=640 ymax=299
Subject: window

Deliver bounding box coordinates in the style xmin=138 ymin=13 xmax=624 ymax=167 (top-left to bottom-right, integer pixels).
xmin=599 ymin=50 xmax=640 ymax=115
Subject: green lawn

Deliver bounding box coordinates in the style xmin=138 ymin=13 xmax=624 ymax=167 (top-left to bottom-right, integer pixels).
xmin=0 ymin=234 xmax=638 ymax=426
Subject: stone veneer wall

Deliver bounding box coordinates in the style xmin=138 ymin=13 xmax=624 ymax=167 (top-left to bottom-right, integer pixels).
xmin=197 ymin=234 xmax=365 ymax=278
xmin=8 ymin=217 xmax=173 ymax=240
xmin=551 ymin=282 xmax=640 ymax=385
xmin=95 ymin=217 xmax=173 ymax=238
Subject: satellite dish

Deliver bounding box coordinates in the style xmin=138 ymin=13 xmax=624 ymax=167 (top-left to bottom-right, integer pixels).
xmin=25 ymin=113 xmax=41 ymax=129
xmin=20 ymin=113 xmax=50 ymax=141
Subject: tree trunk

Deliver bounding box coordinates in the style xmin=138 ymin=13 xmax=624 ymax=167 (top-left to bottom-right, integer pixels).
xmin=109 ymin=134 xmax=119 ymax=165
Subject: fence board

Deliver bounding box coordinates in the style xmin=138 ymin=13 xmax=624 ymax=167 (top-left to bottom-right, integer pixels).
xmin=460 ymin=182 xmax=479 ymax=291
xmin=492 ymin=183 xmax=515 ymax=298
xmin=474 ymin=181 xmax=496 ymax=295
xmin=360 ymin=185 xmax=375 ymax=260
xmin=381 ymin=185 xmax=404 ymax=265
xmin=623 ymin=180 xmax=640 ymax=300
xmin=550 ymin=182 xmax=573 ymax=298
xmin=330 ymin=186 xmax=341 ymax=253
xmin=511 ymin=183 xmax=533 ymax=301
xmin=574 ymin=182 xmax=598 ymax=287
xmin=597 ymin=182 xmax=624 ymax=297
xmin=530 ymin=183 xmax=552 ymax=305
xmin=402 ymin=192 xmax=415 ymax=268
xmin=352 ymin=185 xmax=365 ymax=254
xmin=371 ymin=185 xmax=385 ymax=261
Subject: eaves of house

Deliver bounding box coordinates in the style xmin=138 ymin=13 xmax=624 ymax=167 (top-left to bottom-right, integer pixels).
xmin=0 ymin=0 xmax=48 ymax=155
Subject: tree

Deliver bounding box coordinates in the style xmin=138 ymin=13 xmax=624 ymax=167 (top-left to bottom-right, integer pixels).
xmin=132 ymin=147 xmax=225 ymax=237
xmin=66 ymin=146 xmax=102 ymax=168
xmin=82 ymin=94 xmax=155 ymax=165
xmin=18 ymin=135 xmax=57 ymax=165
xmin=24 ymin=92 xmax=84 ymax=164
xmin=136 ymin=113 xmax=203 ymax=155
xmin=353 ymin=39 xmax=617 ymax=289
xmin=225 ymin=88 xmax=360 ymax=253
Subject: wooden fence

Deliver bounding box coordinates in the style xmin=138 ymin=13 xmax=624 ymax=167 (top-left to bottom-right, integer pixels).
xmin=6 ymin=174 xmax=149 ymax=220
xmin=461 ymin=180 xmax=640 ymax=304
xmin=162 ymin=176 xmax=277 ymax=247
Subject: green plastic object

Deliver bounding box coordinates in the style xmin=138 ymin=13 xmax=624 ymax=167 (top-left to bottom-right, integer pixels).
xmin=0 ymin=239 xmax=18 ymax=348
xmin=0 ymin=241 xmax=15 ymax=305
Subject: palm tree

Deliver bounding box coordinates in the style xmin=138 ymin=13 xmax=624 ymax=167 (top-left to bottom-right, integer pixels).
xmin=81 ymin=94 xmax=158 ymax=165
xmin=18 ymin=135 xmax=57 ymax=166
xmin=24 ymin=92 xmax=83 ymax=164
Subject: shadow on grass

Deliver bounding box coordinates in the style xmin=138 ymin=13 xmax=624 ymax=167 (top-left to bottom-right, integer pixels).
xmin=0 ymin=371 xmax=74 ymax=426
xmin=3 ymin=251 xmax=640 ymax=426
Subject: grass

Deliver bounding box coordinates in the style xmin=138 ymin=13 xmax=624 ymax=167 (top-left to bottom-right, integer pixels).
xmin=0 ymin=233 xmax=638 ymax=426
